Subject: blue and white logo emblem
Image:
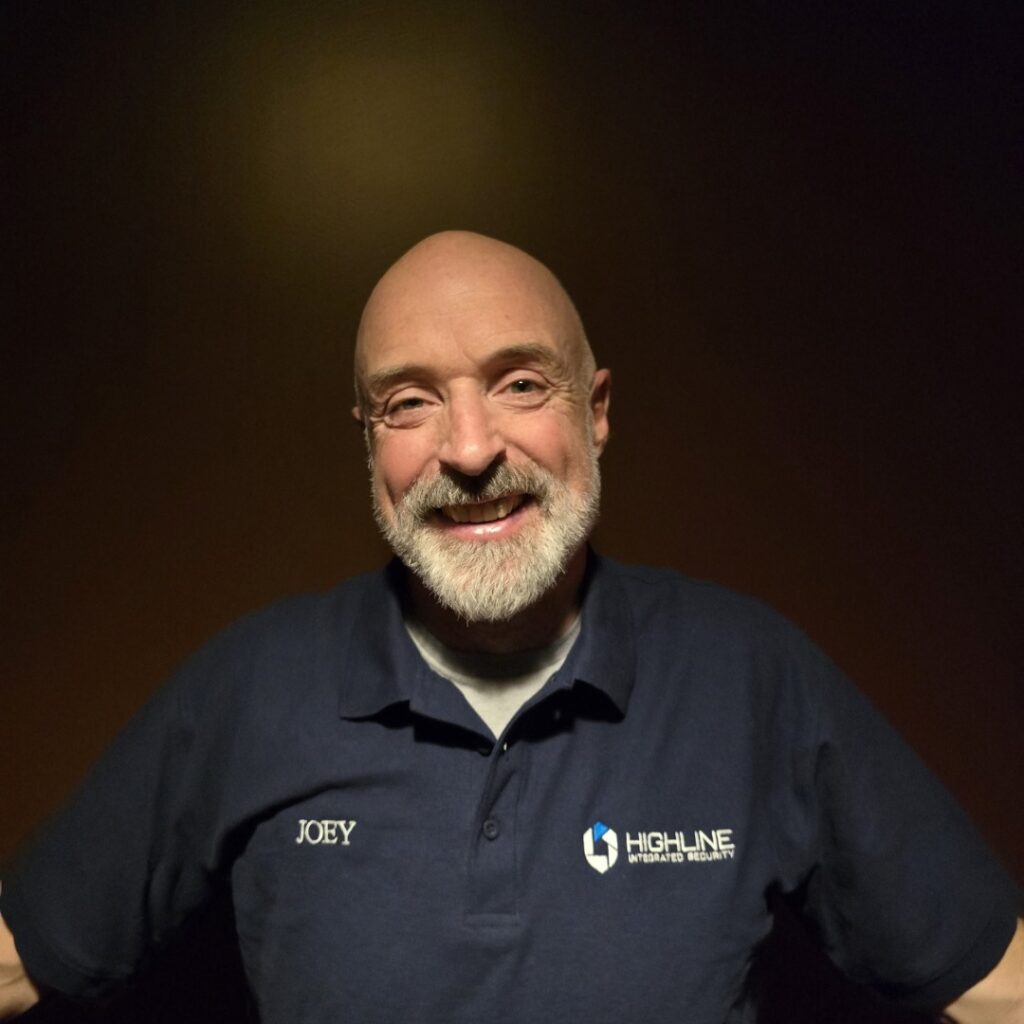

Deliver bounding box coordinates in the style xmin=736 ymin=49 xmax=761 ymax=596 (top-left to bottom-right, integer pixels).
xmin=582 ymin=820 xmax=619 ymax=874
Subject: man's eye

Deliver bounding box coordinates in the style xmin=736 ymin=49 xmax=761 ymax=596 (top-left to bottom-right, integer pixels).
xmin=500 ymin=378 xmax=547 ymax=403
xmin=384 ymin=395 xmax=433 ymax=427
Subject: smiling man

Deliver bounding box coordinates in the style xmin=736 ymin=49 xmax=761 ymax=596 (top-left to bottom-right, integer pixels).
xmin=355 ymin=231 xmax=608 ymax=651
xmin=1 ymin=232 xmax=1021 ymax=1023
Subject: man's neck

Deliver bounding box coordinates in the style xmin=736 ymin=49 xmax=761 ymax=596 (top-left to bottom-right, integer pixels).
xmin=405 ymin=548 xmax=588 ymax=655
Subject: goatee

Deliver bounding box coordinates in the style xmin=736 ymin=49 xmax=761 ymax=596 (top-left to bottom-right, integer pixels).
xmin=373 ymin=456 xmax=600 ymax=623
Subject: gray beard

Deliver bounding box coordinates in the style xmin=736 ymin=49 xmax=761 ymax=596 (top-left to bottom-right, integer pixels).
xmin=372 ymin=456 xmax=601 ymax=623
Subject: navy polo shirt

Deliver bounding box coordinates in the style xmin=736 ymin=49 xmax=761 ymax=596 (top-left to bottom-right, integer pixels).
xmin=2 ymin=555 xmax=1018 ymax=1022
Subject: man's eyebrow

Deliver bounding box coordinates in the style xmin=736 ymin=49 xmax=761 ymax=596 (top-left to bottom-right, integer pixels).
xmin=363 ymin=363 xmax=432 ymax=399
xmin=484 ymin=343 xmax=568 ymax=374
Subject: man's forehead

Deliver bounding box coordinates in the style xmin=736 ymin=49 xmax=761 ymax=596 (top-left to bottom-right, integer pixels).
xmin=360 ymin=296 xmax=572 ymax=362
xmin=359 ymin=292 xmax=576 ymax=378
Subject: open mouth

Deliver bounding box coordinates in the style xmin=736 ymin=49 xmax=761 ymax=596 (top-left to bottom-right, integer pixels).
xmin=437 ymin=494 xmax=529 ymax=525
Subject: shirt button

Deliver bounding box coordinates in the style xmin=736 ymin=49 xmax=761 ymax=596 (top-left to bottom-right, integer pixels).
xmin=482 ymin=818 xmax=500 ymax=840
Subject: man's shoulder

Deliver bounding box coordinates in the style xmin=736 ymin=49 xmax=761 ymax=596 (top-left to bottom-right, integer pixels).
xmin=165 ymin=567 xmax=391 ymax=706
xmin=216 ymin=567 xmax=386 ymax=645
xmin=595 ymin=555 xmax=802 ymax=644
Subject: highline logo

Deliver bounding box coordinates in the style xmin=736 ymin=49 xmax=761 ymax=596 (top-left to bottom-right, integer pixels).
xmin=583 ymin=819 xmax=736 ymax=872
xmin=582 ymin=821 xmax=619 ymax=874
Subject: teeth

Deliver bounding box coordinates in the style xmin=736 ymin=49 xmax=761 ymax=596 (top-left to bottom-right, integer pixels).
xmin=442 ymin=495 xmax=523 ymax=524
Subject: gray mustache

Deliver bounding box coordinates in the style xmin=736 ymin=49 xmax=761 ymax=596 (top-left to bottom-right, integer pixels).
xmin=399 ymin=464 xmax=552 ymax=521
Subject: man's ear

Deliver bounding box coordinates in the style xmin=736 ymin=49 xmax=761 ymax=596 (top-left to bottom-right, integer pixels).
xmin=590 ymin=368 xmax=611 ymax=455
xmin=351 ymin=405 xmax=364 ymax=425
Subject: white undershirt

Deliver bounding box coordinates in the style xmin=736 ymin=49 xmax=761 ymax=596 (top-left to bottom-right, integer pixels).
xmin=404 ymin=615 xmax=582 ymax=739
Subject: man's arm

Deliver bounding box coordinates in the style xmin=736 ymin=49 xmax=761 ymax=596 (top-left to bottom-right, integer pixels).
xmin=0 ymin=913 xmax=40 ymax=1019
xmin=943 ymin=919 xmax=1024 ymax=1024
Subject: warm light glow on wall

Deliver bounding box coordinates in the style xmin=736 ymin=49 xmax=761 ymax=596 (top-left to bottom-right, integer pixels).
xmin=201 ymin=6 xmax=552 ymax=245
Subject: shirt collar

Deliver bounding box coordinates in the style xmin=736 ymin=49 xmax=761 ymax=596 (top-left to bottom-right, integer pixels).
xmin=565 ymin=551 xmax=637 ymax=715
xmin=335 ymin=551 xmax=637 ymax=719
xmin=334 ymin=559 xmax=423 ymax=718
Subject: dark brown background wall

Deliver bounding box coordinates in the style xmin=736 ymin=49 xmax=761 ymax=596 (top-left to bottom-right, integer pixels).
xmin=2 ymin=2 xmax=1020 ymax=1021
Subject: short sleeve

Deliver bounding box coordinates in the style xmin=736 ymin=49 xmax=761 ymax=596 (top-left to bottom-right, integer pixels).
xmin=778 ymin=639 xmax=1021 ymax=1009
xmin=0 ymin=632 xmax=246 ymax=999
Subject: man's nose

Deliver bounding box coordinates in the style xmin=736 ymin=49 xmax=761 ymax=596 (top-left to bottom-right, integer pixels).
xmin=438 ymin=392 xmax=505 ymax=477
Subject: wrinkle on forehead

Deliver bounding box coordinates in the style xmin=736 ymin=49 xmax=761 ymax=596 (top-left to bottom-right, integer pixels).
xmin=354 ymin=231 xmax=594 ymax=401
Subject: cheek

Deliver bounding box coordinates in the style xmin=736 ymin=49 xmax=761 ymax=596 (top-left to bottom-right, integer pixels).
xmin=512 ymin=414 xmax=592 ymax=481
xmin=372 ymin=433 xmax=434 ymax=504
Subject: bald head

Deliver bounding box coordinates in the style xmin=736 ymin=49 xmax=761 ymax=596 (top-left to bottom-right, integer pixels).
xmin=354 ymin=231 xmax=595 ymax=408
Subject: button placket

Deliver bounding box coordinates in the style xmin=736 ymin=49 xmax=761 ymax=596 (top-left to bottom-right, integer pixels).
xmin=467 ymin=742 xmax=520 ymax=920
